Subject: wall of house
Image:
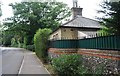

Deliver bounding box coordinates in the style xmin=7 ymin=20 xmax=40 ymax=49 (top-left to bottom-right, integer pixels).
xmin=49 ymin=29 xmax=61 ymax=40
xmin=61 ymin=28 xmax=78 ymax=39
xmin=49 ymin=28 xmax=99 ymax=40
xmin=49 ymin=27 xmax=78 ymax=40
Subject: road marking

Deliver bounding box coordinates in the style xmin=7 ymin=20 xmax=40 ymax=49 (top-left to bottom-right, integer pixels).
xmin=18 ymin=55 xmax=24 ymax=75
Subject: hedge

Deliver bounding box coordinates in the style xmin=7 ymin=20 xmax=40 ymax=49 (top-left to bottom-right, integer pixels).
xmin=34 ymin=28 xmax=51 ymax=63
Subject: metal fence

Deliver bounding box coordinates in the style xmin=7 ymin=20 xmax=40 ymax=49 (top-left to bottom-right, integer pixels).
xmin=49 ymin=39 xmax=78 ymax=48
xmin=49 ymin=35 xmax=120 ymax=50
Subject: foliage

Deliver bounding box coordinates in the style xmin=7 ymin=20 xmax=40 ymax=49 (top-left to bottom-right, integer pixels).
xmin=0 ymin=2 xmax=2 ymax=17
xmin=98 ymin=26 xmax=113 ymax=36
xmin=2 ymin=31 xmax=13 ymax=46
xmin=11 ymin=37 xmax=17 ymax=47
xmin=3 ymin=22 xmax=29 ymax=45
xmin=10 ymin=36 xmax=32 ymax=49
xmin=0 ymin=31 xmax=3 ymax=45
xmin=51 ymin=54 xmax=88 ymax=76
xmin=98 ymin=1 xmax=120 ymax=35
xmin=0 ymin=2 xmax=2 ymax=45
xmin=10 ymin=36 xmax=24 ymax=48
xmin=44 ymin=64 xmax=56 ymax=74
xmin=34 ymin=28 xmax=52 ymax=63
xmin=3 ymin=2 xmax=70 ymax=45
xmin=9 ymin=2 xmax=70 ymax=29
xmin=23 ymin=37 xmax=27 ymax=48
xmin=94 ymin=64 xmax=105 ymax=75
xmin=26 ymin=45 xmax=35 ymax=51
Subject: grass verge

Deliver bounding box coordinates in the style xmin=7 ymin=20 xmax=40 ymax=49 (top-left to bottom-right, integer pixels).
xmin=44 ymin=63 xmax=58 ymax=76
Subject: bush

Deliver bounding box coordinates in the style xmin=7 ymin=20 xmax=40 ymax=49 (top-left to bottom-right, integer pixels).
xmin=51 ymin=54 xmax=88 ymax=76
xmin=11 ymin=38 xmax=17 ymax=47
xmin=3 ymin=36 xmax=12 ymax=47
xmin=26 ymin=45 xmax=35 ymax=51
xmin=11 ymin=37 xmax=24 ymax=48
xmin=34 ymin=28 xmax=52 ymax=63
xmin=23 ymin=37 xmax=27 ymax=49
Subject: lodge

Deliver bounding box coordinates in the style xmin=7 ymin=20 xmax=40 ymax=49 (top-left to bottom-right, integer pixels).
xmin=49 ymin=1 xmax=102 ymax=40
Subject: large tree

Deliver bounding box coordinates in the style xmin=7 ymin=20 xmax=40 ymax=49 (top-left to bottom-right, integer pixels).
xmin=0 ymin=2 xmax=2 ymax=45
xmin=98 ymin=1 xmax=120 ymax=35
xmin=4 ymin=2 xmax=70 ymax=44
xmin=0 ymin=2 xmax=2 ymax=17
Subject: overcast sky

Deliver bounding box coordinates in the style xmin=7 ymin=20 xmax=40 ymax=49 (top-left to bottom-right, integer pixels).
xmin=0 ymin=0 xmax=104 ymax=21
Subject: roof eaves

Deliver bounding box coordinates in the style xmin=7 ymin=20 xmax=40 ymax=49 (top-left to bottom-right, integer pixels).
xmin=60 ymin=17 xmax=77 ymax=26
xmin=50 ymin=27 xmax=60 ymax=35
xmin=59 ymin=26 xmax=101 ymax=29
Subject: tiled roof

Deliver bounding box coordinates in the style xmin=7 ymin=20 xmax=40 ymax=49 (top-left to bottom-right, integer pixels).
xmin=61 ymin=16 xmax=102 ymax=29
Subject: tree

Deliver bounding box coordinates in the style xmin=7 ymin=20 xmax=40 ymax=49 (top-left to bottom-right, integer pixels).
xmin=98 ymin=1 xmax=120 ymax=35
xmin=0 ymin=2 xmax=1 ymax=20
xmin=0 ymin=2 xmax=2 ymax=45
xmin=4 ymin=2 xmax=70 ymax=45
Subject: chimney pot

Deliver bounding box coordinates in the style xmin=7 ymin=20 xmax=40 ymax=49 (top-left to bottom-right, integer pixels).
xmin=71 ymin=7 xmax=83 ymax=19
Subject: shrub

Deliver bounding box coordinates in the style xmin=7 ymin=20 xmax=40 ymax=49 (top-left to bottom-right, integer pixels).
xmin=11 ymin=38 xmax=17 ymax=47
xmin=34 ymin=28 xmax=51 ymax=63
xmin=26 ymin=45 xmax=35 ymax=51
xmin=51 ymin=54 xmax=88 ymax=76
xmin=3 ymin=36 xmax=12 ymax=47
xmin=23 ymin=37 xmax=27 ymax=49
xmin=11 ymin=37 xmax=24 ymax=48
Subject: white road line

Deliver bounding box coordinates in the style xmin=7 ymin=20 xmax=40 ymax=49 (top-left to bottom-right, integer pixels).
xmin=18 ymin=55 xmax=24 ymax=75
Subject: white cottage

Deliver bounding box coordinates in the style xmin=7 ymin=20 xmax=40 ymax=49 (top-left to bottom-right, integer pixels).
xmin=49 ymin=0 xmax=102 ymax=40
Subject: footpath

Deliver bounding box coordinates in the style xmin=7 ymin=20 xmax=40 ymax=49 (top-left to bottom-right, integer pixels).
xmin=19 ymin=50 xmax=50 ymax=75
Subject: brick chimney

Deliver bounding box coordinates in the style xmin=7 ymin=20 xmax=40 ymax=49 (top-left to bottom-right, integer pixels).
xmin=72 ymin=0 xmax=83 ymax=18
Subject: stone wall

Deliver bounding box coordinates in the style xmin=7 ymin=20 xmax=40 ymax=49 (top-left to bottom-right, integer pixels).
xmin=81 ymin=55 xmax=119 ymax=74
xmin=78 ymin=49 xmax=120 ymax=74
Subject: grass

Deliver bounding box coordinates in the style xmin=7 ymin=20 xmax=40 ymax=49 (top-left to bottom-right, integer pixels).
xmin=44 ymin=63 xmax=58 ymax=76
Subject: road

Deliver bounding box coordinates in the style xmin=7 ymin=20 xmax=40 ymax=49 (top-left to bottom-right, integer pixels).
xmin=0 ymin=47 xmax=50 ymax=75
xmin=1 ymin=47 xmax=24 ymax=75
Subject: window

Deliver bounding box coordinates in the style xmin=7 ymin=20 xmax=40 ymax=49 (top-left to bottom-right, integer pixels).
xmin=71 ymin=29 xmax=74 ymax=31
xmin=64 ymin=29 xmax=66 ymax=32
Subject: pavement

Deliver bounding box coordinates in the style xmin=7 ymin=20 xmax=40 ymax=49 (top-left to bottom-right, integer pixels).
xmin=19 ymin=50 xmax=50 ymax=75
xmin=1 ymin=47 xmax=50 ymax=76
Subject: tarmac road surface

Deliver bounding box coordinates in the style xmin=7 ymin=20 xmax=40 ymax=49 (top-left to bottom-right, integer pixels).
xmin=1 ymin=47 xmax=24 ymax=74
xmin=0 ymin=47 xmax=50 ymax=76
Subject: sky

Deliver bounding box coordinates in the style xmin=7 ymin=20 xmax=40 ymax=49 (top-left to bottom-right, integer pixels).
xmin=0 ymin=0 xmax=104 ymax=22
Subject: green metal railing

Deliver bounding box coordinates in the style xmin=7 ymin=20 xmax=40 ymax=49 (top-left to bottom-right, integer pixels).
xmin=49 ymin=35 xmax=120 ymax=50
xmin=78 ymin=35 xmax=120 ymax=50
xmin=49 ymin=39 xmax=78 ymax=48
